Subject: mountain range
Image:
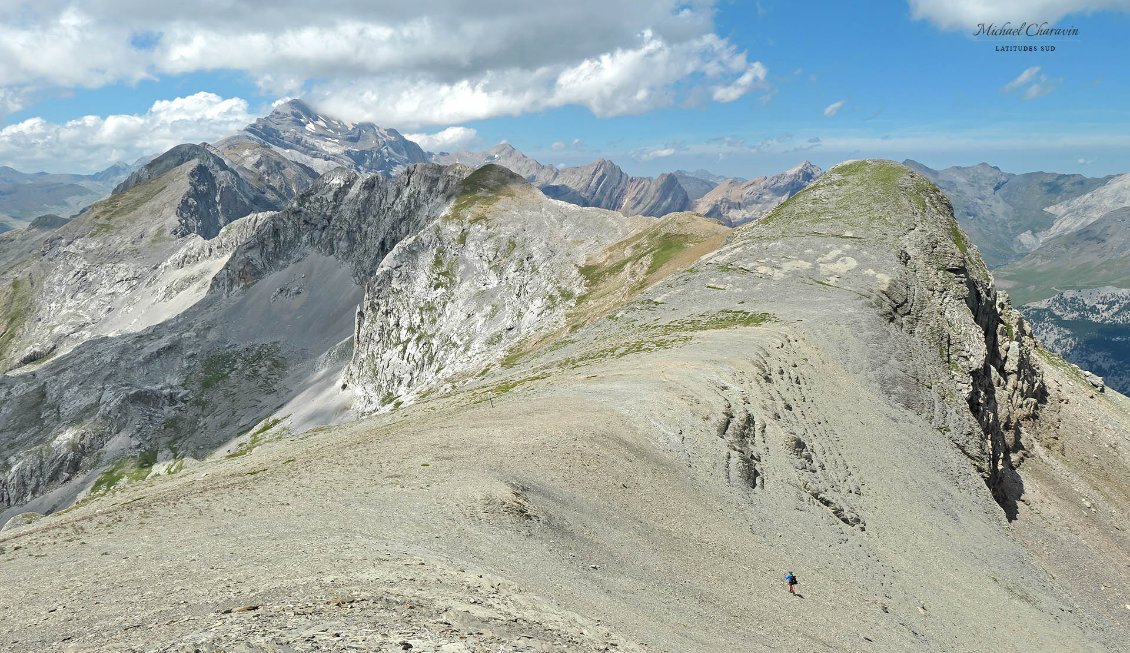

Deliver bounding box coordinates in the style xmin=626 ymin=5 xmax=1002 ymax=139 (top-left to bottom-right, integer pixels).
xmin=0 ymin=100 xmax=1128 ymax=651
xmin=436 ymin=141 xmax=821 ymax=225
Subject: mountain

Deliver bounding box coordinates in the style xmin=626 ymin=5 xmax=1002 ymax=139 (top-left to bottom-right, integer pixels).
xmin=904 ymin=160 xmax=1109 ymax=266
xmin=670 ymin=169 xmax=723 ymax=200
xmin=692 ymin=161 xmax=822 ymax=226
xmin=437 ymin=144 xmax=692 ymax=217
xmin=996 ymin=206 xmax=1130 ymax=305
xmin=214 ymin=136 xmax=320 ymax=206
xmin=0 ymin=162 xmax=134 ymax=228
xmin=1 ymin=159 xmax=1129 ymax=651
xmin=1023 ymin=287 xmax=1130 ymax=393
xmin=994 ymin=206 xmax=1130 ymax=393
xmin=0 ymin=142 xmax=280 ymax=373
xmin=217 ymin=99 xmax=429 ymax=176
xmin=675 ymin=167 xmax=737 ymax=184
xmin=1039 ymin=171 xmax=1130 ymax=242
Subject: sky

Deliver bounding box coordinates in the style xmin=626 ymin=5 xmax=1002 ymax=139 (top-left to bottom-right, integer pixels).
xmin=1 ymin=0 xmax=1129 ymax=178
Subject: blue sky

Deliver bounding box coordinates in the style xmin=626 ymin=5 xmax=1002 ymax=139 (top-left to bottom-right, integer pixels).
xmin=1 ymin=0 xmax=1128 ymax=177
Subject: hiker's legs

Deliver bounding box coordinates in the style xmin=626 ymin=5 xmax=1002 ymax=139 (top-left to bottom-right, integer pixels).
xmin=789 ymin=584 xmax=795 ymax=594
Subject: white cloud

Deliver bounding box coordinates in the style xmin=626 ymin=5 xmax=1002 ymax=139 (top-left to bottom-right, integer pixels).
xmin=1003 ymin=66 xmax=1041 ymax=92
xmin=1024 ymin=80 xmax=1059 ymax=98
xmin=403 ymin=126 xmax=479 ymax=152
xmin=1002 ymin=66 xmax=1060 ymax=99
xmin=823 ymin=100 xmax=846 ymax=118
xmin=909 ymin=0 xmax=1130 ymax=30
xmin=0 ymin=1 xmax=769 ymax=126
xmin=635 ymin=146 xmax=678 ymax=161
xmin=712 ymin=62 xmax=769 ymax=103
xmin=0 ymin=92 xmax=254 ymax=172
xmin=0 ymin=88 xmax=27 ymax=115
xmin=304 ymin=30 xmax=769 ymax=129
xmin=550 ymin=138 xmax=584 ymax=152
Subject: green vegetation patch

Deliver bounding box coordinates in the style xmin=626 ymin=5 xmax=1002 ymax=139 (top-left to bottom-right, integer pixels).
xmin=669 ymin=309 xmax=774 ymax=332
xmin=478 ymin=372 xmax=550 ymax=398
xmin=760 ymin=160 xmax=922 ymax=234
xmin=578 ymin=231 xmax=697 ymax=300
xmin=431 ymin=248 xmax=459 ymax=290
xmin=0 ymin=277 xmax=33 ymax=361
xmin=192 ymin=343 xmax=288 ymax=396
xmin=90 ymin=451 xmax=159 ymax=495
xmin=554 ymin=310 xmax=774 ymax=370
xmin=445 ymin=164 xmax=526 ymax=226
xmin=226 ymin=416 xmax=286 ymax=459
xmin=87 ymin=176 xmax=169 ymax=236
xmin=949 ymin=221 xmax=970 ymax=256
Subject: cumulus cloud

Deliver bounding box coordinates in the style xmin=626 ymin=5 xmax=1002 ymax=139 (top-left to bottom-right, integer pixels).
xmin=1002 ymin=66 xmax=1060 ymax=98
xmin=403 ymin=126 xmax=479 ymax=152
xmin=634 ymin=146 xmax=678 ymax=161
xmin=0 ymin=92 xmax=254 ymax=172
xmin=0 ymin=1 xmax=770 ymax=126
xmin=909 ymin=0 xmax=1130 ymax=30
xmin=551 ymin=139 xmax=584 ymax=152
xmin=823 ymin=100 xmax=846 ymax=118
xmin=712 ymin=62 xmax=769 ymax=103
xmin=307 ymin=30 xmax=770 ymax=127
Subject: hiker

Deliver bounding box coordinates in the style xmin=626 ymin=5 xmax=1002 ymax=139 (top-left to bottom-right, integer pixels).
xmin=785 ymin=571 xmax=798 ymax=594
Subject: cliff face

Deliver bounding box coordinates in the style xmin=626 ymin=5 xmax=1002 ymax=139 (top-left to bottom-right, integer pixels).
xmin=212 ymin=163 xmax=468 ymax=293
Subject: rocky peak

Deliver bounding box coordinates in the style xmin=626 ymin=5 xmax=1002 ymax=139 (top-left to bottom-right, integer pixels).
xmin=270 ymin=98 xmax=323 ymax=124
xmin=90 ymin=161 xmax=134 ymax=184
xmin=116 ymin=142 xmax=275 ymax=240
xmin=113 ymin=143 xmax=221 ymax=195
xmin=27 ymin=214 xmax=69 ymax=230
xmin=228 ymin=99 xmax=429 ymax=177
xmin=789 ymin=161 xmax=821 ymax=177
